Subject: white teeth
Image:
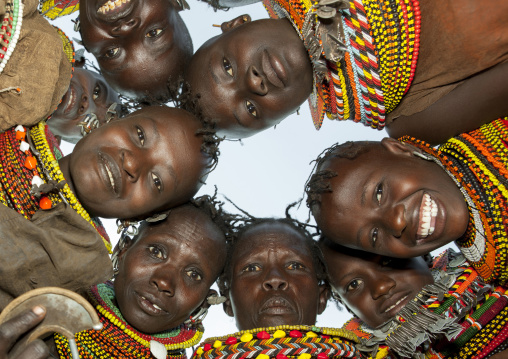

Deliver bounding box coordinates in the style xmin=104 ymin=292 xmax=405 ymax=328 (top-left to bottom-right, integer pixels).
xmin=418 ymin=193 xmax=438 ymax=238
xmin=384 ymin=295 xmax=408 ymax=313
xmin=152 ymin=303 xmax=162 ymax=310
xmin=105 ymin=163 xmax=115 ymax=191
xmin=97 ymin=0 xmax=131 ymax=14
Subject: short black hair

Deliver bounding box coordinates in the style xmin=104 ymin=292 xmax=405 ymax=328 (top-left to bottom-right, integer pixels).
xmin=305 ymin=141 xmax=378 ymax=211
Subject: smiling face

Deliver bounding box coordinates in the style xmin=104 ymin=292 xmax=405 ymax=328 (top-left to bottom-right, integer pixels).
xmin=79 ymin=0 xmax=192 ymax=100
xmin=48 ymin=68 xmax=120 ymax=142
xmin=114 ymin=205 xmax=227 ymax=333
xmin=226 ymin=222 xmax=327 ymax=330
xmin=313 ymin=138 xmax=469 ymax=258
xmin=184 ymin=17 xmax=313 ymax=139
xmin=59 ymin=106 xmax=210 ymax=219
xmin=321 ymin=241 xmax=433 ymax=328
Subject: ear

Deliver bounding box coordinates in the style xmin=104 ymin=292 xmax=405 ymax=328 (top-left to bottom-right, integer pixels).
xmin=221 ymin=289 xmax=234 ymax=317
xmin=317 ymin=284 xmax=330 ymax=315
xmin=380 ymin=137 xmax=415 ymax=157
xmin=221 ymin=14 xmax=251 ymax=33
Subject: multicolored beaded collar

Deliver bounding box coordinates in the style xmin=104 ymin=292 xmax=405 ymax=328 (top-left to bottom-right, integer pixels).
xmin=0 ymin=122 xmax=111 ymax=252
xmin=193 ymin=325 xmax=364 ymax=359
xmin=401 ymin=117 xmax=508 ymax=284
xmin=0 ymin=0 xmax=23 ymax=74
xmin=39 ymin=0 xmax=79 ymax=20
xmin=343 ymin=250 xmax=508 ymax=359
xmin=55 ymin=282 xmax=204 ymax=359
xmin=262 ymin=0 xmax=420 ymax=130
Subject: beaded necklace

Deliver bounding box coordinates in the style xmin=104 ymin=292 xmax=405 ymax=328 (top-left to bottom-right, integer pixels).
xmin=39 ymin=0 xmax=79 ymax=20
xmin=262 ymin=0 xmax=420 ymax=130
xmin=54 ymin=282 xmax=204 ymax=359
xmin=343 ymin=250 xmax=508 ymax=359
xmin=193 ymin=325 xmax=364 ymax=359
xmin=401 ymin=117 xmax=508 ymax=284
xmin=0 ymin=122 xmax=111 ymax=252
xmin=0 ymin=0 xmax=23 ymax=74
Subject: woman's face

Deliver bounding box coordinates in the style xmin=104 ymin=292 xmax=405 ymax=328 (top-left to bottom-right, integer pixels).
xmin=313 ymin=138 xmax=469 ymax=258
xmin=79 ymin=0 xmax=192 ymax=100
xmin=321 ymin=242 xmax=433 ymax=328
xmin=114 ymin=205 xmax=226 ymax=333
xmin=226 ymin=222 xmax=328 ymax=330
xmin=49 ymin=68 xmax=119 ymax=141
xmin=59 ymin=106 xmax=209 ymax=219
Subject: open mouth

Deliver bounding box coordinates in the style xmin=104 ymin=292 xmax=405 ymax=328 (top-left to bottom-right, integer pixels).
xmin=417 ymin=193 xmax=438 ymax=239
xmin=383 ymin=295 xmax=408 ymax=314
xmin=98 ymin=0 xmax=130 ymax=14
xmin=63 ymin=84 xmax=77 ymax=115
xmin=98 ymin=152 xmax=121 ymax=196
xmin=261 ymin=50 xmax=286 ymax=89
xmin=260 ymin=296 xmax=294 ymax=315
xmin=137 ymin=293 xmax=167 ymax=315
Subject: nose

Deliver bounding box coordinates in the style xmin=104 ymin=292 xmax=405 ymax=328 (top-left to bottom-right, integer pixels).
xmin=150 ymin=268 xmax=175 ymax=297
xmin=111 ymin=18 xmax=139 ymax=35
xmin=78 ymin=93 xmax=95 ymax=116
xmin=246 ymin=65 xmax=268 ymax=96
xmin=122 ymin=148 xmax=142 ymax=182
xmin=263 ymin=267 xmax=288 ymax=291
xmin=371 ymin=274 xmax=396 ymax=300
xmin=383 ymin=203 xmax=407 ymax=237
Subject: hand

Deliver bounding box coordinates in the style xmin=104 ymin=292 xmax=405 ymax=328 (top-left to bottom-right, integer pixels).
xmin=0 ymin=306 xmax=49 ymax=359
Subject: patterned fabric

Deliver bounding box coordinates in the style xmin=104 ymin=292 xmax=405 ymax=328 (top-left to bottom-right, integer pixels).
xmin=262 ymin=0 xmax=420 ymax=130
xmin=192 ymin=325 xmax=365 ymax=359
xmin=342 ymin=250 xmax=508 ymax=359
xmin=55 ymin=282 xmax=204 ymax=359
xmin=401 ymin=118 xmax=508 ymax=284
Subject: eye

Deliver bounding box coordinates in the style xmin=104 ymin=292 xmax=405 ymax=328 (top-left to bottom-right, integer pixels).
xmin=186 ymin=269 xmax=202 ymax=281
xmin=286 ymin=262 xmax=305 ymax=270
xmin=223 ymin=58 xmax=233 ymax=76
xmin=375 ymin=183 xmax=383 ymax=204
xmin=371 ymin=228 xmax=378 ymax=246
xmin=151 ymin=173 xmax=162 ymax=192
xmin=243 ymin=264 xmax=261 ymax=272
xmin=346 ymin=279 xmax=363 ymax=292
xmin=148 ymin=245 xmax=165 ymax=260
xmin=104 ymin=47 xmax=119 ymax=58
xmin=92 ymin=84 xmax=100 ymax=101
xmin=146 ymin=28 xmax=163 ymax=38
xmin=136 ymin=126 xmax=145 ymax=146
xmin=245 ymin=100 xmax=258 ymax=118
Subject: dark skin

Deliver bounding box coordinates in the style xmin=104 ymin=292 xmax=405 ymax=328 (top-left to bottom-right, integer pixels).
xmin=224 ymin=222 xmax=328 ymax=330
xmin=387 ymin=62 xmax=508 ymax=146
xmin=115 ymin=205 xmax=227 ymax=333
xmin=313 ymin=138 xmax=469 ymax=258
xmin=320 ymin=240 xmax=433 ymax=328
xmin=184 ymin=15 xmax=313 ymax=139
xmin=0 ymin=306 xmax=49 ymax=359
xmin=79 ymin=0 xmax=193 ymax=100
xmin=48 ymin=68 xmax=119 ymax=143
xmin=58 ymin=106 xmax=210 ymax=219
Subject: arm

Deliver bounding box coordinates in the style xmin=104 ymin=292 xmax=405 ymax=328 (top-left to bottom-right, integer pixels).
xmin=0 ymin=307 xmax=49 ymax=359
xmin=386 ymin=61 xmax=508 ymax=146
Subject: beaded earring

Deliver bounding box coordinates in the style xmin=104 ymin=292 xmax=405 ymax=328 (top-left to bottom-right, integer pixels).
xmin=183 ymin=293 xmax=227 ymax=326
xmin=111 ymin=229 xmax=132 ymax=278
xmin=176 ymin=0 xmax=190 ymax=10
xmin=116 ymin=219 xmax=139 ymax=235
xmin=412 ymin=151 xmax=432 ymax=161
xmin=145 ymin=212 xmax=168 ymax=223
xmin=78 ymin=113 xmax=99 ymax=137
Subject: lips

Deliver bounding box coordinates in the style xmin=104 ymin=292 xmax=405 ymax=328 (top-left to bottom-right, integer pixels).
xmin=259 ymin=296 xmax=295 ymax=315
xmin=96 ymin=0 xmax=133 ymax=21
xmin=63 ymin=83 xmax=78 ymax=115
xmin=261 ymin=50 xmax=287 ymax=89
xmin=136 ymin=292 xmax=168 ymax=316
xmin=416 ymin=193 xmax=438 ymax=239
xmin=380 ymin=292 xmax=410 ymax=317
xmin=98 ymin=152 xmax=121 ymax=196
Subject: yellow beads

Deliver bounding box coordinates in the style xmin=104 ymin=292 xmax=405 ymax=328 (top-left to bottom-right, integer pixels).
xmin=241 ymin=333 xmax=254 ymax=342
xmin=273 ymin=330 xmax=286 ymax=338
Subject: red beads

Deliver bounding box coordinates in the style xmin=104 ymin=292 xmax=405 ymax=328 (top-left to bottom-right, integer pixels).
xmin=39 ymin=196 xmax=52 ymax=210
xmin=276 ymin=354 xmax=289 ymax=359
xmin=225 ymin=337 xmax=237 ymax=345
xmin=289 ymin=330 xmax=303 ymax=338
xmin=257 ymin=331 xmax=270 ymax=340
xmin=317 ymin=354 xmax=329 ymax=359
xmin=203 ymin=343 xmax=212 ymax=351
